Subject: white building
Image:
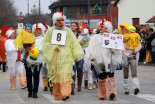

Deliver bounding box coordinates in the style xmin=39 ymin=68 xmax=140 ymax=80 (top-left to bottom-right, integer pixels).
xmin=115 ymin=0 xmax=155 ymax=28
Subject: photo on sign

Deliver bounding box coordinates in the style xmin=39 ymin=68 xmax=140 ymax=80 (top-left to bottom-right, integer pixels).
xmin=105 ymin=40 xmax=109 ymax=45
xmin=18 ymin=23 xmax=23 ymax=29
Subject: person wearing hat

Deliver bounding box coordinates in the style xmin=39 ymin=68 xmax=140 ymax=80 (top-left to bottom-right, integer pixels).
xmin=24 ymin=23 xmax=47 ymax=98
xmin=86 ymin=19 xmax=121 ymax=100
xmin=15 ymin=24 xmax=34 ymax=63
xmin=5 ymin=28 xmax=27 ymax=90
xmin=42 ymin=11 xmax=84 ymax=101
xmin=122 ymin=25 xmax=141 ymax=95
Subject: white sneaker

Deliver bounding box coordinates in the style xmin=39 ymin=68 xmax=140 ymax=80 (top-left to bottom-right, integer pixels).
xmin=88 ymin=83 xmax=93 ymax=90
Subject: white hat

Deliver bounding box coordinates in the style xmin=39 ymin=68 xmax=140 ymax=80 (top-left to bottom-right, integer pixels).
xmin=98 ymin=19 xmax=113 ymax=33
xmin=32 ymin=23 xmax=45 ymax=34
xmin=83 ymin=28 xmax=89 ymax=34
xmin=6 ymin=30 xmax=14 ymax=38
xmin=52 ymin=11 xmax=66 ymax=26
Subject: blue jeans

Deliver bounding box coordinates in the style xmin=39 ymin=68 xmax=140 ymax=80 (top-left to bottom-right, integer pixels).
xmin=73 ymin=59 xmax=84 ymax=74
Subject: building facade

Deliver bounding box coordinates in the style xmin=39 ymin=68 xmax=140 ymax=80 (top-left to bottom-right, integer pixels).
xmin=115 ymin=0 xmax=155 ymax=28
xmin=49 ymin=0 xmax=118 ymax=29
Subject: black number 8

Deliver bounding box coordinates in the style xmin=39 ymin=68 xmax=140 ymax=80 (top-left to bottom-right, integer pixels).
xmin=57 ymin=33 xmax=61 ymax=41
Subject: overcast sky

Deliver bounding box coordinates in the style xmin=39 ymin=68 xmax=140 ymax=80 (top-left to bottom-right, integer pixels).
xmin=13 ymin=0 xmax=57 ymax=15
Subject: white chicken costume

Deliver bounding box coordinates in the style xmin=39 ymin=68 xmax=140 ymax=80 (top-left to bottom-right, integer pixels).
xmin=5 ymin=29 xmax=26 ymax=90
xmin=86 ymin=19 xmax=122 ymax=100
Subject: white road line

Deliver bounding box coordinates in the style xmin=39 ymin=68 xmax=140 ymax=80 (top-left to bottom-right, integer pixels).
xmin=42 ymin=94 xmax=130 ymax=104
xmin=131 ymin=94 xmax=155 ymax=103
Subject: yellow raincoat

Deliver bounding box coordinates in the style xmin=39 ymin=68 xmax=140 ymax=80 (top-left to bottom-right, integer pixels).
xmin=42 ymin=26 xmax=84 ymax=84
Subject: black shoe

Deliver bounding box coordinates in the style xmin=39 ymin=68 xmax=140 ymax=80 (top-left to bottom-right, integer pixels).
xmin=99 ymin=97 xmax=105 ymax=100
xmin=110 ymin=93 xmax=115 ymax=100
xmin=33 ymin=93 xmax=38 ymax=98
xmin=50 ymin=87 xmax=53 ymax=95
xmin=62 ymin=96 xmax=70 ymax=101
xmin=71 ymin=89 xmax=74 ymax=95
xmin=28 ymin=92 xmax=32 ymax=98
xmin=134 ymin=88 xmax=140 ymax=95
xmin=125 ymin=91 xmax=129 ymax=95
xmin=43 ymin=87 xmax=48 ymax=91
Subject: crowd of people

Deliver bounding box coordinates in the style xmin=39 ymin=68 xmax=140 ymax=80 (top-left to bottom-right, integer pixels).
xmin=138 ymin=27 xmax=155 ymax=64
xmin=0 ymin=11 xmax=154 ymax=101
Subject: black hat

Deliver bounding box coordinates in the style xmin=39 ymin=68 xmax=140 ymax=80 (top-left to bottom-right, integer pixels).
xmin=149 ymin=28 xmax=154 ymax=32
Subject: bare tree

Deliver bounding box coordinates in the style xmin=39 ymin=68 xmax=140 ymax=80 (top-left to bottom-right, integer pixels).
xmin=21 ymin=8 xmax=48 ymax=25
xmin=0 ymin=0 xmax=18 ymax=28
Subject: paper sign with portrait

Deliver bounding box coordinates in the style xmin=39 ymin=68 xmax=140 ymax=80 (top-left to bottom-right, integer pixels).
xmin=102 ymin=33 xmax=123 ymax=50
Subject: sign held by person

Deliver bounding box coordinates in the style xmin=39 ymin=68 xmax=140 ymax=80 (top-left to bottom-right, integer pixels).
xmin=18 ymin=23 xmax=23 ymax=29
xmin=51 ymin=30 xmax=67 ymax=46
xmin=102 ymin=33 xmax=123 ymax=50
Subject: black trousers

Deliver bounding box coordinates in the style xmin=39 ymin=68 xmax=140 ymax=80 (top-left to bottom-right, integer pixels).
xmin=25 ymin=64 xmax=42 ymax=93
xmin=98 ymin=72 xmax=114 ymax=80
xmin=0 ymin=62 xmax=6 ymax=72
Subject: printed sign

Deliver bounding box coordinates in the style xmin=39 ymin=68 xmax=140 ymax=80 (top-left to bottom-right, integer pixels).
xmin=102 ymin=33 xmax=123 ymax=50
xmin=18 ymin=23 xmax=23 ymax=29
xmin=51 ymin=30 xmax=67 ymax=46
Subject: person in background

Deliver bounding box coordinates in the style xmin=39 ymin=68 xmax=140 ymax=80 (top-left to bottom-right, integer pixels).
xmin=71 ymin=22 xmax=84 ymax=94
xmin=147 ymin=28 xmax=155 ymax=63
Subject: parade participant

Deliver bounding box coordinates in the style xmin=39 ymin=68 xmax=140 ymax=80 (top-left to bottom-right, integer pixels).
xmin=5 ymin=28 xmax=26 ymax=90
xmin=33 ymin=22 xmax=53 ymax=93
xmin=71 ymin=22 xmax=84 ymax=94
xmin=14 ymin=24 xmax=35 ymax=63
xmin=0 ymin=25 xmax=11 ymax=72
xmin=42 ymin=11 xmax=84 ymax=101
xmin=86 ymin=19 xmax=121 ymax=100
xmin=122 ymin=25 xmax=141 ymax=95
xmin=24 ymin=23 xmax=44 ymax=98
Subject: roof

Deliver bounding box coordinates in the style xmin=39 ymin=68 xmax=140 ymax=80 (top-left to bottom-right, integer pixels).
xmin=113 ymin=0 xmax=120 ymax=7
xmin=49 ymin=0 xmax=108 ymax=9
xmin=146 ymin=16 xmax=155 ymax=23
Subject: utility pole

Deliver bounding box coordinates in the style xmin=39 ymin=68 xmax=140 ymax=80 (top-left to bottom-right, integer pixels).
xmin=100 ymin=0 xmax=103 ymax=20
xmin=27 ymin=0 xmax=29 ymax=21
xmin=39 ymin=0 xmax=41 ymax=16
xmin=88 ymin=0 xmax=90 ymax=29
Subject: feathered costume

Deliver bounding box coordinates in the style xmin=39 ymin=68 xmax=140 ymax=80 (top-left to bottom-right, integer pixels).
xmin=5 ymin=28 xmax=26 ymax=90
xmin=86 ymin=19 xmax=121 ymax=100
xmin=42 ymin=11 xmax=84 ymax=100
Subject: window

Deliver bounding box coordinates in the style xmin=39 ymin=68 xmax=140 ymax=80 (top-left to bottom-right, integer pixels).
xmin=132 ymin=18 xmax=140 ymax=26
xmin=68 ymin=6 xmax=78 ymax=19
xmin=80 ymin=6 xmax=88 ymax=15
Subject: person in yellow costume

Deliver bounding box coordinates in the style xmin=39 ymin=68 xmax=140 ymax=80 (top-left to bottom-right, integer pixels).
xmin=14 ymin=24 xmax=35 ymax=63
xmin=124 ymin=26 xmax=141 ymax=51
xmin=42 ymin=11 xmax=84 ymax=101
xmin=121 ymin=25 xmax=141 ymax=95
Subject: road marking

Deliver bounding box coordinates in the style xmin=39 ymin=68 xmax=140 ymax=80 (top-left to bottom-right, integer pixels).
xmin=0 ymin=94 xmax=25 ymax=104
xmin=42 ymin=94 xmax=78 ymax=104
xmin=42 ymin=93 xmax=130 ymax=104
xmin=131 ymin=94 xmax=155 ymax=103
